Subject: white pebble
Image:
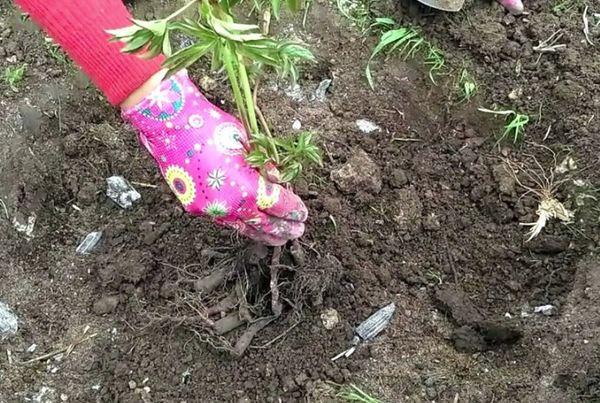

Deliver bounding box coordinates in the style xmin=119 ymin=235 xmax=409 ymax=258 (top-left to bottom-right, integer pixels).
xmin=292 ymin=119 xmax=302 ymax=130
xmin=356 ymin=119 xmax=380 ymax=133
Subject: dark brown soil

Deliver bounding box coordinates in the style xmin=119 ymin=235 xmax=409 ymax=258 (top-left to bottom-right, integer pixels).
xmin=1 ymin=0 xmax=599 ymax=401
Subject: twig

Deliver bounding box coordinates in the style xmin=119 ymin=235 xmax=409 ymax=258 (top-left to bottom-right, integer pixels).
xmin=130 ymin=181 xmax=158 ymax=189
xmin=391 ymin=137 xmax=422 ymax=142
xmin=20 ymin=332 xmax=98 ymax=364
xmin=250 ymin=320 xmax=301 ymax=349
xmin=583 ymin=6 xmax=595 ymax=46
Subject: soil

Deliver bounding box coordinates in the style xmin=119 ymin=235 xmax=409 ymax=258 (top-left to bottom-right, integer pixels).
xmin=1 ymin=0 xmax=600 ymax=401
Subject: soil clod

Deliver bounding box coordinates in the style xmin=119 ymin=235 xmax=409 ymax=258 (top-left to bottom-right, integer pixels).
xmin=331 ymin=149 xmax=382 ymax=195
xmin=92 ymin=295 xmax=119 ymax=315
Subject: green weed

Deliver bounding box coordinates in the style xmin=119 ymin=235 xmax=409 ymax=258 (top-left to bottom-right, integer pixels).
xmin=479 ymin=108 xmax=529 ymax=144
xmin=366 ymin=18 xmax=444 ymax=88
xmin=4 ymin=65 xmax=26 ymax=91
xmin=457 ymin=68 xmax=477 ymax=102
xmin=552 ymin=0 xmax=581 ymax=14
xmin=336 ymin=0 xmax=372 ymax=29
xmin=45 ymin=38 xmax=69 ymax=65
xmin=337 ymin=384 xmax=383 ymax=403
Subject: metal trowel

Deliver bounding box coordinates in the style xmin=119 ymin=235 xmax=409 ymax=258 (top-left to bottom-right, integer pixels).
xmin=415 ymin=0 xmax=524 ymax=14
xmin=415 ymin=0 xmax=464 ymax=12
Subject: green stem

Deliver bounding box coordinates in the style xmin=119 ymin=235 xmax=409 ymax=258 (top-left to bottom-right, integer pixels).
xmin=236 ymin=54 xmax=259 ymax=135
xmin=166 ymin=0 xmax=198 ymax=21
xmin=222 ymin=45 xmax=250 ymax=133
xmin=237 ymin=54 xmax=280 ymax=163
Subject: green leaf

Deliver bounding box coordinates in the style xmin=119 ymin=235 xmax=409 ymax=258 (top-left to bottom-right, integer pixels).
xmin=132 ymin=18 xmax=167 ymax=35
xmin=271 ymin=0 xmax=282 ymax=18
xmin=162 ymin=31 xmax=171 ymax=56
xmin=287 ymin=0 xmax=303 ymax=13
xmin=106 ymin=25 xmax=142 ymax=39
xmin=121 ymin=31 xmax=154 ymax=53
xmin=374 ymin=17 xmax=395 ymax=26
xmin=211 ymin=17 xmax=264 ymax=42
xmin=372 ymin=28 xmax=409 ymax=57
xmin=219 ymin=20 xmax=261 ymax=33
xmin=365 ymin=64 xmax=374 ymax=89
xmin=163 ymin=42 xmax=215 ymax=74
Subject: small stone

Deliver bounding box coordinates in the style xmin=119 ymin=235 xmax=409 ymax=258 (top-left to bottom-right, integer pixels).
xmin=355 ymin=119 xmax=380 ymax=133
xmin=534 ymin=305 xmax=556 ymax=316
xmin=331 ymin=149 xmax=382 ymax=194
xmin=60 ymin=394 xmax=69 ymax=401
xmin=389 ymin=169 xmax=408 ymax=188
xmin=199 ymin=76 xmax=216 ymax=92
xmin=292 ymin=119 xmax=302 ymax=130
xmin=92 ymin=295 xmax=119 ymax=315
xmin=423 ymin=213 xmax=441 ymax=231
xmin=423 ymin=377 xmax=436 ymax=387
xmin=0 ymin=301 xmax=18 ymax=340
xmin=508 ymin=88 xmax=522 ymax=100
xmin=76 ymin=231 xmax=103 ymax=255
xmin=106 ymin=176 xmax=141 ymax=209
xmin=320 ymin=308 xmax=339 ymax=330
xmin=129 ymin=380 xmax=137 ymax=390
xmin=27 ymin=344 xmax=37 ymax=353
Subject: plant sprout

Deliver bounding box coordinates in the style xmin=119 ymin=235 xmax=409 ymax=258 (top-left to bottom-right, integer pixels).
xmin=366 ymin=18 xmax=444 ymax=88
xmin=458 ymin=68 xmax=477 ymax=102
xmin=337 ymin=384 xmax=383 ymax=403
xmin=108 ymin=0 xmax=321 ymax=183
xmin=478 ymin=107 xmax=529 ymax=144
xmin=4 ymin=64 xmax=26 ymax=91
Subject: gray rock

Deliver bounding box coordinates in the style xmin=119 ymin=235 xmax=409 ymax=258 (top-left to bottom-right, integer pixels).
xmin=0 ymin=301 xmax=18 ymax=340
xmin=106 ymin=176 xmax=141 ymax=209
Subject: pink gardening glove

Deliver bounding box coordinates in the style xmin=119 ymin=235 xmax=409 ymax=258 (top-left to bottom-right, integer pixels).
xmin=498 ymin=0 xmax=523 ymax=15
xmin=122 ymin=70 xmax=307 ymax=246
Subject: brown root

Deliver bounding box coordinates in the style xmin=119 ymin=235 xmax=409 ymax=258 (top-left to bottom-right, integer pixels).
xmin=270 ymin=246 xmax=283 ymax=317
xmin=233 ymin=316 xmax=276 ymax=357
xmin=214 ymin=311 xmax=246 ymax=335
xmin=194 ymin=265 xmax=231 ymax=294
xmin=206 ymin=290 xmax=237 ymax=316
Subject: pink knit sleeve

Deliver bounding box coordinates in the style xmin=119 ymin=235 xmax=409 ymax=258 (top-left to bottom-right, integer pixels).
xmin=15 ymin=0 xmax=165 ymax=105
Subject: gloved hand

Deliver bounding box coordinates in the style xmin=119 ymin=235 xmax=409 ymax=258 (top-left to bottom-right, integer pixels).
xmin=122 ymin=70 xmax=307 ymax=246
xmin=498 ymin=0 xmax=523 ymax=15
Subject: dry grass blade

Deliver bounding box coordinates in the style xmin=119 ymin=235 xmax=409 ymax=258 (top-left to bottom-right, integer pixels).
xmin=583 ymin=6 xmax=595 ymax=46
xmin=20 ymin=327 xmax=97 ymax=365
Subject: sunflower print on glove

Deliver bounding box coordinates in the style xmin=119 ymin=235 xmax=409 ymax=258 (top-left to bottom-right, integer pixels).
xmin=165 ymin=166 xmax=196 ymax=206
xmin=256 ymin=176 xmax=281 ymax=209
